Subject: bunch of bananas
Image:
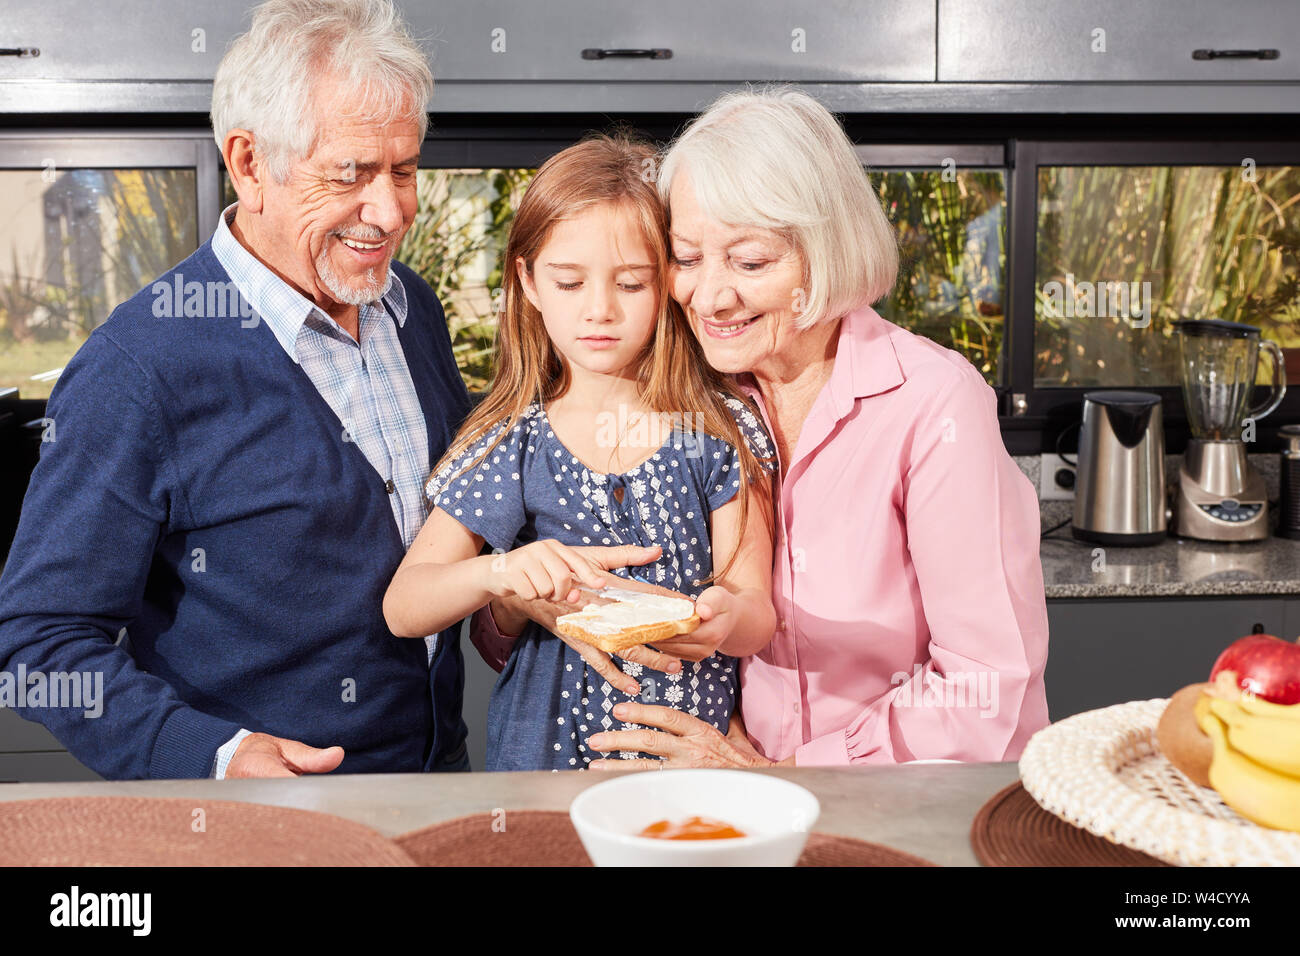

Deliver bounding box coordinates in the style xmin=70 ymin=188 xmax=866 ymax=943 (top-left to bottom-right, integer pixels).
xmin=1195 ymin=691 xmax=1300 ymax=832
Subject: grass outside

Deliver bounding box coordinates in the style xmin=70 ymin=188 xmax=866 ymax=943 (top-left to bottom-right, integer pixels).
xmin=0 ymin=336 xmax=88 ymax=401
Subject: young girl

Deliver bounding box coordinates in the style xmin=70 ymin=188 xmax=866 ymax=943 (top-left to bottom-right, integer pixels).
xmin=384 ymin=134 xmax=778 ymax=771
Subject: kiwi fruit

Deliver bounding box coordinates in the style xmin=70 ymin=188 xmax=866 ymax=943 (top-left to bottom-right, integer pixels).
xmin=1156 ymin=682 xmax=1213 ymax=788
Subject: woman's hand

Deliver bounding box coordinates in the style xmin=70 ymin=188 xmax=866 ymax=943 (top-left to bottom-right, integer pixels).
xmin=647 ymin=585 xmax=733 ymax=662
xmin=585 ymin=701 xmax=777 ymax=769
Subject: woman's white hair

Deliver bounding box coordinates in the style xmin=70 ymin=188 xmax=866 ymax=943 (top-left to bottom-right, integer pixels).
xmin=210 ymin=0 xmax=432 ymax=184
xmin=657 ymin=85 xmax=898 ymax=328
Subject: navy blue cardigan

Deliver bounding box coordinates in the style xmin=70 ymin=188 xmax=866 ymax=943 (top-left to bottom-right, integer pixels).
xmin=0 ymin=241 xmax=471 ymax=778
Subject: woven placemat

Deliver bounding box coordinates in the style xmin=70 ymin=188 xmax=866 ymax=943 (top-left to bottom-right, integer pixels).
xmin=395 ymin=810 xmax=936 ymax=866
xmin=971 ymin=781 xmax=1170 ymax=867
xmin=0 ymin=797 xmax=418 ymax=867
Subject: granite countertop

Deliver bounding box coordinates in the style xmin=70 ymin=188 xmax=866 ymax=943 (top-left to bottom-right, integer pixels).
xmin=0 ymin=763 xmax=1020 ymax=867
xmin=1040 ymin=530 xmax=1300 ymax=599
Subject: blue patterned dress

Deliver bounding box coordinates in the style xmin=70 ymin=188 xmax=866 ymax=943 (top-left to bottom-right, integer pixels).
xmin=426 ymin=394 xmax=776 ymax=771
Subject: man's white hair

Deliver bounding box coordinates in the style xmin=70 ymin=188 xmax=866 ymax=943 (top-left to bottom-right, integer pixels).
xmin=210 ymin=0 xmax=433 ymax=184
xmin=657 ymin=85 xmax=898 ymax=329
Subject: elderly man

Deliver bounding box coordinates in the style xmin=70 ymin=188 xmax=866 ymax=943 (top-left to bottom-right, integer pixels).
xmin=0 ymin=0 xmax=471 ymax=778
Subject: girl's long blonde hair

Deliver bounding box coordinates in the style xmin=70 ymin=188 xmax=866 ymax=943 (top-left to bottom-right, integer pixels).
xmin=429 ymin=132 xmax=776 ymax=586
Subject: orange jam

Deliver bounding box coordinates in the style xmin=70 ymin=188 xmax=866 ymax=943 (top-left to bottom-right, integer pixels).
xmin=637 ymin=816 xmax=747 ymax=840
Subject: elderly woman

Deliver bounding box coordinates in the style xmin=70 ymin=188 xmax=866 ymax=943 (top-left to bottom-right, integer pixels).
xmin=480 ymin=88 xmax=1049 ymax=767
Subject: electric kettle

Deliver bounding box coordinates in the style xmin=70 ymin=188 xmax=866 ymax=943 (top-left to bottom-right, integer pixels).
xmin=1072 ymin=390 xmax=1167 ymax=546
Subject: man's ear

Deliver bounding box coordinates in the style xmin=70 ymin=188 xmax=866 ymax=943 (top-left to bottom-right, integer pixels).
xmin=516 ymin=257 xmax=541 ymax=312
xmin=222 ymin=129 xmax=265 ymax=214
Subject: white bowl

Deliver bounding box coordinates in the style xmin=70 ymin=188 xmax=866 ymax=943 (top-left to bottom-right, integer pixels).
xmin=569 ymin=769 xmax=820 ymax=867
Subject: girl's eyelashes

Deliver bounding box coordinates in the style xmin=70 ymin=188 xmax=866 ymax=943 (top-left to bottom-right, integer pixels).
xmin=556 ymin=281 xmax=581 ymax=291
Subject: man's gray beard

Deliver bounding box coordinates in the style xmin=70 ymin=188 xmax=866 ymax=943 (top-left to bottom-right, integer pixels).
xmin=316 ymin=242 xmax=389 ymax=306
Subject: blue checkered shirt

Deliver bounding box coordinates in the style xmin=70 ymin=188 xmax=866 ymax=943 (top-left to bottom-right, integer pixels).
xmin=209 ymin=202 xmax=436 ymax=776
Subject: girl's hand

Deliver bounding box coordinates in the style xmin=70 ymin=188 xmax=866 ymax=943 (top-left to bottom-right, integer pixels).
xmin=481 ymin=539 xmax=610 ymax=602
xmin=486 ymin=544 xmax=685 ymax=695
xmin=647 ymin=585 xmax=734 ymax=662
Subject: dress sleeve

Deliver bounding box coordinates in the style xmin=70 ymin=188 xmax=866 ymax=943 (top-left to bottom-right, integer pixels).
xmin=703 ymin=394 xmax=778 ymax=512
xmin=793 ymin=363 xmax=1050 ymax=766
xmin=425 ymin=414 xmax=528 ymax=553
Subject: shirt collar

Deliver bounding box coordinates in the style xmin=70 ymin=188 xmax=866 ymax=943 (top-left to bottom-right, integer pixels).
xmin=736 ymin=305 xmax=904 ymax=417
xmin=211 ymin=201 xmax=407 ymax=363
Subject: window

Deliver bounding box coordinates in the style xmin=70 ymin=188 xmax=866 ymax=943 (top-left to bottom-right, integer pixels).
xmin=395 ymin=168 xmax=534 ymax=392
xmin=1034 ymin=163 xmax=1300 ymax=388
xmin=871 ymin=164 xmax=1007 ymax=385
xmin=0 ymin=134 xmax=217 ymax=400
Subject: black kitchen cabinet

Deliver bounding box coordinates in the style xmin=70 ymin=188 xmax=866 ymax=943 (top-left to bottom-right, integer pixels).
xmin=1044 ymin=596 xmax=1292 ymax=722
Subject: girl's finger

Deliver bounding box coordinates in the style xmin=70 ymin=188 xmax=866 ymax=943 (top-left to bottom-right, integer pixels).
xmin=550 ymin=541 xmax=611 ymax=589
xmin=512 ymin=564 xmax=546 ymax=601
xmin=533 ymin=546 xmax=583 ymax=601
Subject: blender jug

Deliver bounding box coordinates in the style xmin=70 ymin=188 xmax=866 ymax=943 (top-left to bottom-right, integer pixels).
xmin=1176 ymin=318 xmax=1286 ymax=438
xmin=1173 ymin=318 xmax=1286 ymax=541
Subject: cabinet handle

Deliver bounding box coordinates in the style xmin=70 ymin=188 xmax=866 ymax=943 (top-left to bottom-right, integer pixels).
xmin=0 ymin=47 xmax=40 ymax=58
xmin=1192 ymin=48 xmax=1279 ymax=60
xmin=581 ymin=48 xmax=672 ymax=60
xmin=1252 ymin=622 xmax=1266 ymax=634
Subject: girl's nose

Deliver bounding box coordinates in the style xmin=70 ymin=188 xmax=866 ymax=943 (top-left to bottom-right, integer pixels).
xmin=581 ymin=283 xmax=616 ymax=322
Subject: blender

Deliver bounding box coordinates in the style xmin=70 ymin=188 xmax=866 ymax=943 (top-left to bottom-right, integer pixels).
xmin=1174 ymin=318 xmax=1286 ymax=541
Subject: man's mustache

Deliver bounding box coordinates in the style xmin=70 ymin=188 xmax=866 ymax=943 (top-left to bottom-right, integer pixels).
xmin=332 ymin=228 xmax=392 ymax=243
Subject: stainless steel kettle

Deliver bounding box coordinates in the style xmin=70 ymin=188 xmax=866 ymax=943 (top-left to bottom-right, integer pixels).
xmin=1072 ymin=390 xmax=1167 ymax=546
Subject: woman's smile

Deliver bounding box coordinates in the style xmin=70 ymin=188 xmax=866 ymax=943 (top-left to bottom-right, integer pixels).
xmin=699 ymin=313 xmax=762 ymax=339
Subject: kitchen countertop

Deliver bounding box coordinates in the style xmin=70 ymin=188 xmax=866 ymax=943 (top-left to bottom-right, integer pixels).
xmin=0 ymin=762 xmax=1020 ymax=867
xmin=1040 ymin=530 xmax=1300 ymax=599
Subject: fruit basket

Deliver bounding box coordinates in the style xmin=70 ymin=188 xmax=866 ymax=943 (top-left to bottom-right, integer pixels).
xmin=1019 ymin=698 xmax=1300 ymax=867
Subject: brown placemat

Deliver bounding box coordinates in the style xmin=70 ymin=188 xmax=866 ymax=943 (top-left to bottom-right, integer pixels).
xmin=395 ymin=810 xmax=937 ymax=866
xmin=971 ymin=782 xmax=1171 ymax=867
xmin=0 ymin=797 xmax=418 ymax=867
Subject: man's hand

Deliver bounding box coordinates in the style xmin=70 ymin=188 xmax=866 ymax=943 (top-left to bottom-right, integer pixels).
xmin=225 ymin=732 xmax=345 ymax=778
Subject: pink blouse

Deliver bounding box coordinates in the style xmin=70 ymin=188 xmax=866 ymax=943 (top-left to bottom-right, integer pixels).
xmin=471 ymin=304 xmax=1050 ymax=766
xmin=736 ymin=305 xmax=1049 ymax=765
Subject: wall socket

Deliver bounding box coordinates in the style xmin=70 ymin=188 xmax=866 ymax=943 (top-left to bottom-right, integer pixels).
xmin=1040 ymin=453 xmax=1077 ymax=501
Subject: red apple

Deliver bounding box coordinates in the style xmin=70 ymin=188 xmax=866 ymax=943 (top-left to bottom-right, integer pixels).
xmin=1209 ymin=634 xmax=1300 ymax=705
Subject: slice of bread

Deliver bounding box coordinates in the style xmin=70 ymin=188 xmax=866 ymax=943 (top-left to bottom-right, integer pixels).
xmin=555 ymin=588 xmax=700 ymax=654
